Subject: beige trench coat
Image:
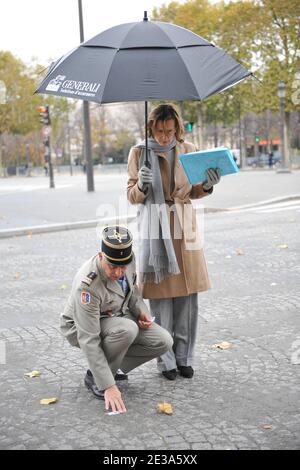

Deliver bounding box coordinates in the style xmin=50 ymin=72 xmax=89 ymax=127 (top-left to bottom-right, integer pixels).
xmin=127 ymin=140 xmax=212 ymax=299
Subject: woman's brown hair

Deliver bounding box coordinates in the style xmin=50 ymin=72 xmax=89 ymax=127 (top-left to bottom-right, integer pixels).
xmin=147 ymin=104 xmax=185 ymax=142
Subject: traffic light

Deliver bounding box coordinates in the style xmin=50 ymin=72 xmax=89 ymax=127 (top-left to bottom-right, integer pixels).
xmin=184 ymin=121 xmax=194 ymax=133
xmin=255 ymin=136 xmax=260 ymax=143
xmin=37 ymin=105 xmax=51 ymax=125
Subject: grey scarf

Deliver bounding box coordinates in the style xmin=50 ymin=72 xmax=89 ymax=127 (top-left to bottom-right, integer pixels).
xmin=136 ymin=137 xmax=180 ymax=284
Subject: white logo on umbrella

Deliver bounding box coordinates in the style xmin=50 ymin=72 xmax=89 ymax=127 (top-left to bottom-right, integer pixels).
xmin=46 ymin=75 xmax=66 ymax=92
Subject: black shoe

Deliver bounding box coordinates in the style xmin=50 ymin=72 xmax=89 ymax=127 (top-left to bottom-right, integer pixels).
xmin=114 ymin=370 xmax=128 ymax=381
xmin=84 ymin=370 xmax=105 ymax=400
xmin=162 ymin=369 xmax=177 ymax=380
xmin=177 ymin=365 xmax=194 ymax=378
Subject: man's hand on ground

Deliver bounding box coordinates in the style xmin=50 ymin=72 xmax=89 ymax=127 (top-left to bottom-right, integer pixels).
xmin=104 ymin=384 xmax=126 ymax=413
xmin=138 ymin=312 xmax=153 ymax=329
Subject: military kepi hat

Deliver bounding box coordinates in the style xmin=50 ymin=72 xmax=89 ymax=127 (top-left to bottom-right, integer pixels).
xmin=101 ymin=226 xmax=133 ymax=266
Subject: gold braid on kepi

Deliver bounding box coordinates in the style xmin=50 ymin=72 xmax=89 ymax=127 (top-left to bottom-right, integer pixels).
xmin=101 ymin=226 xmax=133 ymax=266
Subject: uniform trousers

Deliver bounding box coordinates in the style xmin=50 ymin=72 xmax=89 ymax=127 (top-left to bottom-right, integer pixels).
xmin=99 ymin=314 xmax=173 ymax=378
xmin=149 ymin=294 xmax=198 ymax=372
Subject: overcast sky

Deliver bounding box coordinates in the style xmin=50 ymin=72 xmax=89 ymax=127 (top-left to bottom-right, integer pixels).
xmin=0 ymin=0 xmax=189 ymax=65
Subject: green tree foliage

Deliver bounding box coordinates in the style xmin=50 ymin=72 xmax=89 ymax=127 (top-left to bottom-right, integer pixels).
xmin=254 ymin=0 xmax=300 ymax=112
xmin=152 ymin=0 xmax=300 ymax=124
xmin=0 ymin=51 xmax=40 ymax=134
xmin=153 ymin=0 xmax=220 ymax=41
xmin=114 ymin=129 xmax=136 ymax=159
xmin=0 ymin=51 xmax=76 ymax=165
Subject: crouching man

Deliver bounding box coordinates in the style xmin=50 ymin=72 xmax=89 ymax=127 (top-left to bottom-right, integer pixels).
xmin=60 ymin=226 xmax=173 ymax=413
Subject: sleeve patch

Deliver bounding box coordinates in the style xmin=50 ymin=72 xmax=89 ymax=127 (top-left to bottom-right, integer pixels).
xmin=81 ymin=291 xmax=91 ymax=304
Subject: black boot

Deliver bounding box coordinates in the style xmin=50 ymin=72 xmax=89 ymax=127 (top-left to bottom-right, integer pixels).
xmin=84 ymin=370 xmax=105 ymax=399
xmin=177 ymin=365 xmax=194 ymax=378
xmin=162 ymin=369 xmax=177 ymax=380
xmin=114 ymin=369 xmax=128 ymax=381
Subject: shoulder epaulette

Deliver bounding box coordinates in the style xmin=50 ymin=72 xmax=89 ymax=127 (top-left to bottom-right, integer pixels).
xmin=81 ymin=271 xmax=98 ymax=286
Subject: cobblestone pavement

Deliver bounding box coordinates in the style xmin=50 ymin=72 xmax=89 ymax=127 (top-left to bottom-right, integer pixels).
xmin=0 ymin=207 xmax=299 ymax=450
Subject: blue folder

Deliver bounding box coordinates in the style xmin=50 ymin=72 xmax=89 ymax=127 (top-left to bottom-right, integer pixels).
xmin=179 ymin=147 xmax=239 ymax=185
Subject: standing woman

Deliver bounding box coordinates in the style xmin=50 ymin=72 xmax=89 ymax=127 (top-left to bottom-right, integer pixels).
xmin=127 ymin=104 xmax=220 ymax=380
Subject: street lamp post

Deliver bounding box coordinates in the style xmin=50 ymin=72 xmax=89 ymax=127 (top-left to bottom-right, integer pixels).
xmin=237 ymin=100 xmax=246 ymax=169
xmin=78 ymin=0 xmax=94 ymax=192
xmin=26 ymin=143 xmax=31 ymax=177
xmin=0 ymin=143 xmax=6 ymax=177
xmin=67 ymin=111 xmax=73 ymax=176
xmin=0 ymin=143 xmax=3 ymax=178
xmin=0 ymin=133 xmax=2 ymax=177
xmin=277 ymin=81 xmax=291 ymax=173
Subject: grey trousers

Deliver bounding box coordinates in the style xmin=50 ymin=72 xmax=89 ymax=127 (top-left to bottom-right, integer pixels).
xmin=100 ymin=315 xmax=173 ymax=377
xmin=149 ymin=294 xmax=198 ymax=371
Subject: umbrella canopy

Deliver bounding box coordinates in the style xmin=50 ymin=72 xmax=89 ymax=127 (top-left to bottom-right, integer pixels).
xmin=37 ymin=15 xmax=252 ymax=104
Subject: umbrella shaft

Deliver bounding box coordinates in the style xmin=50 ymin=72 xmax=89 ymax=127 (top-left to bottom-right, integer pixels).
xmin=145 ymin=101 xmax=151 ymax=168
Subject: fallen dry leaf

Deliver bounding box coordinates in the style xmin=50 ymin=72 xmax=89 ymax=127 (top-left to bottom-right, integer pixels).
xmin=236 ymin=249 xmax=245 ymax=256
xmin=27 ymin=231 xmax=33 ymax=239
xmin=262 ymin=425 xmax=273 ymax=430
xmin=40 ymin=398 xmax=58 ymax=405
xmin=13 ymin=272 xmax=21 ymax=280
xmin=24 ymin=370 xmax=41 ymax=378
xmin=212 ymin=341 xmax=232 ymax=350
xmin=277 ymin=244 xmax=288 ymax=249
xmin=157 ymin=402 xmax=173 ymax=415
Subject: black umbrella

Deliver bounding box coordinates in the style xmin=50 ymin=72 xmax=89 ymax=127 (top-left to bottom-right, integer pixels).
xmin=37 ymin=12 xmax=252 ymax=166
